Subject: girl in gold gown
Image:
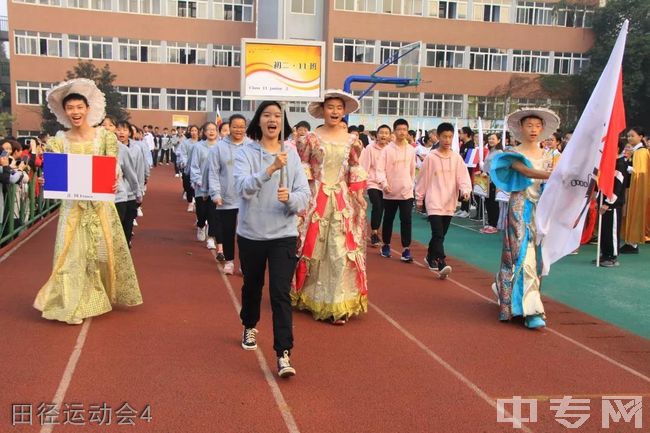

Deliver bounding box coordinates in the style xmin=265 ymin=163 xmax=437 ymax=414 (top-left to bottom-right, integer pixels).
xmin=34 ymin=79 xmax=142 ymax=325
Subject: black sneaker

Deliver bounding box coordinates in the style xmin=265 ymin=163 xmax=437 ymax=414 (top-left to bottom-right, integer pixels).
xmin=436 ymin=259 xmax=452 ymax=279
xmin=241 ymin=327 xmax=258 ymax=350
xmin=424 ymin=255 xmax=436 ymax=270
xmin=277 ymin=350 xmax=296 ymax=378
xmin=370 ymin=233 xmax=380 ymax=247
xmin=380 ymin=244 xmax=391 ymax=258
xmin=216 ymin=252 xmax=226 ymax=262
xmin=600 ymin=259 xmax=620 ymax=267
xmin=619 ymin=244 xmax=639 ymax=254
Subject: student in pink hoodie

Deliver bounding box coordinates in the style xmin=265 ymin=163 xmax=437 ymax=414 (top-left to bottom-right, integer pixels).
xmin=359 ymin=124 xmax=391 ymax=247
xmin=377 ymin=118 xmax=416 ymax=262
xmin=415 ymin=122 xmax=472 ymax=279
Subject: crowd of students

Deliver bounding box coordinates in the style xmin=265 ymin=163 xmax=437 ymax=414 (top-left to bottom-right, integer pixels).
xmin=19 ymin=77 xmax=650 ymax=380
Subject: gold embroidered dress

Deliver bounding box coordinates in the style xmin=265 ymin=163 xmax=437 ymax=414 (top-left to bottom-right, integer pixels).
xmin=34 ymin=128 xmax=142 ymax=324
xmin=292 ymin=132 xmax=368 ymax=321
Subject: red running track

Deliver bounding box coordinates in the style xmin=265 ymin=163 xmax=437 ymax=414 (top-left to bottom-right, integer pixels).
xmin=2 ymin=165 xmax=649 ymax=433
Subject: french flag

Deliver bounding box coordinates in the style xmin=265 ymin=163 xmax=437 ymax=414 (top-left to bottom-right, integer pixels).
xmin=43 ymin=153 xmax=117 ymax=202
xmin=464 ymin=148 xmax=479 ymax=168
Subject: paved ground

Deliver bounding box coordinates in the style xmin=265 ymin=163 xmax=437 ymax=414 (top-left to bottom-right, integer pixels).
xmin=2 ymin=165 xmax=649 ymax=433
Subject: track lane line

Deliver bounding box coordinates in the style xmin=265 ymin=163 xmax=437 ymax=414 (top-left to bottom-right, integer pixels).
xmin=40 ymin=318 xmax=93 ymax=433
xmin=391 ymin=247 xmax=650 ymax=384
xmin=212 ymin=256 xmax=301 ymax=433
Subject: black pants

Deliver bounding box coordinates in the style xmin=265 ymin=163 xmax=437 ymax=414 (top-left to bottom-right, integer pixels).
xmin=182 ymin=173 xmax=195 ymax=203
xmin=215 ymin=208 xmax=238 ymax=261
xmin=195 ymin=196 xmax=210 ymax=229
xmin=203 ymin=198 xmax=221 ymax=238
xmin=151 ymin=149 xmax=159 ymax=167
xmin=115 ymin=200 xmax=138 ymax=243
xmin=485 ymin=183 xmax=499 ymax=228
xmin=428 ymin=215 xmax=452 ymax=261
xmin=601 ymin=206 xmax=622 ymax=260
xmin=172 ymin=152 xmax=180 ymax=174
xmin=159 ymin=149 xmax=170 ymax=164
xmin=238 ymin=235 xmax=297 ymax=357
xmin=382 ymin=198 xmax=413 ymax=247
xmin=368 ymin=189 xmax=384 ymax=231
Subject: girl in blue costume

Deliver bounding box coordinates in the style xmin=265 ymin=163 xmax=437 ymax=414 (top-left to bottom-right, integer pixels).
xmin=490 ymin=108 xmax=560 ymax=329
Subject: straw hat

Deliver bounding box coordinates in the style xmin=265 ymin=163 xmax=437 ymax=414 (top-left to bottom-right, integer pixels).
xmin=46 ymin=78 xmax=106 ymax=128
xmin=506 ymin=107 xmax=560 ymax=143
xmin=307 ymin=89 xmax=359 ymax=119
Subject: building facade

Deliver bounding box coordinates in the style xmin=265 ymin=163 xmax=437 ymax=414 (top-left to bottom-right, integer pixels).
xmin=8 ymin=0 xmax=595 ymax=136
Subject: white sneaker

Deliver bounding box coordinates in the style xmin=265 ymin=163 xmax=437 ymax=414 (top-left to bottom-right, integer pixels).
xmin=206 ymin=237 xmax=216 ymax=250
xmin=175 ymin=173 xmax=180 ymax=178
xmin=223 ymin=261 xmax=234 ymax=275
xmin=457 ymin=211 xmax=470 ymax=218
xmin=182 ymin=192 xmax=186 ymax=200
xmin=133 ymin=219 xmax=138 ymax=227
xmin=196 ymin=226 xmax=207 ymax=242
xmin=187 ymin=202 xmax=195 ymax=212
xmin=137 ymin=207 xmax=144 ymax=217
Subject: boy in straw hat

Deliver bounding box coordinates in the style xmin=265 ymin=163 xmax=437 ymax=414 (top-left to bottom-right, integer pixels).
xmin=490 ymin=107 xmax=558 ymax=329
xmin=33 ymin=79 xmax=142 ymax=325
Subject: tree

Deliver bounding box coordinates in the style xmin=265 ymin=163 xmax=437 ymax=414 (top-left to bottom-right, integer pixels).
xmin=41 ymin=60 xmax=128 ymax=134
xmin=576 ymin=0 xmax=649 ymax=128
xmin=0 ymin=91 xmax=15 ymax=137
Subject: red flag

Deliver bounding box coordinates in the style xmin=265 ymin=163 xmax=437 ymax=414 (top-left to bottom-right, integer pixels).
xmin=599 ymin=72 xmax=626 ymax=199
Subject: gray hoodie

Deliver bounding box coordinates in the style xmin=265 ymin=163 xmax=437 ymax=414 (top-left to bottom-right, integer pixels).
xmin=234 ymin=140 xmax=310 ymax=241
xmin=190 ymin=140 xmax=217 ymax=198
xmin=208 ymin=135 xmax=251 ymax=209
xmin=115 ymin=142 xmax=140 ymax=203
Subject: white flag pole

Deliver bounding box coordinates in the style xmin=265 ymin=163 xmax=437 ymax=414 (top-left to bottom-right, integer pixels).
xmin=596 ymin=194 xmax=603 ymax=267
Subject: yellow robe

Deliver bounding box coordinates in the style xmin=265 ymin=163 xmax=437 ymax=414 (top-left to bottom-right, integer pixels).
xmin=34 ymin=128 xmax=143 ymax=324
xmin=622 ymin=146 xmax=650 ymax=244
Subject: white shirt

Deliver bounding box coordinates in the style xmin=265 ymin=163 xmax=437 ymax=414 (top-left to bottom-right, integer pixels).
xmin=144 ymin=132 xmax=155 ymax=151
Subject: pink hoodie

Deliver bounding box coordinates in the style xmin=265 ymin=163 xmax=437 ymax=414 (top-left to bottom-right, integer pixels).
xmin=415 ymin=149 xmax=472 ymax=216
xmin=359 ymin=142 xmax=387 ymax=191
xmin=376 ymin=141 xmax=416 ymax=200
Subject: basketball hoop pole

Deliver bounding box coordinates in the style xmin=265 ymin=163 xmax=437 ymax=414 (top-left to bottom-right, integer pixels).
xmin=343 ymin=75 xmax=412 ymax=122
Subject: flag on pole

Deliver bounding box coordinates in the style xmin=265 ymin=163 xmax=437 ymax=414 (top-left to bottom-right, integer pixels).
xmin=536 ymin=20 xmax=628 ymax=276
xmin=452 ymin=119 xmax=460 ymax=153
xmin=43 ymin=153 xmax=117 ymax=201
xmin=215 ymin=104 xmax=223 ymax=126
xmin=477 ymin=117 xmax=485 ymax=167
xmin=599 ymin=71 xmax=626 ymax=199
xmin=501 ymin=117 xmax=508 ymax=147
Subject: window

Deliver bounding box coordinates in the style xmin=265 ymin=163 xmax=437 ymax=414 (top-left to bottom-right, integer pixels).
xmin=68 ymin=0 xmax=111 ymax=9
xmin=513 ymin=98 xmax=548 ymax=109
xmin=550 ymin=99 xmax=578 ymax=125
xmin=381 ymin=0 xmax=424 ymax=15
xmin=515 ymin=1 xmax=553 ymax=25
xmin=423 ymin=93 xmax=463 ymax=117
xmin=425 ymin=44 xmax=464 ymax=68
xmin=291 ymin=0 xmax=315 ymax=14
xmin=167 ymin=42 xmax=208 ymax=65
xmin=378 ymin=91 xmax=419 ymax=116
xmin=213 ymin=45 xmax=240 ymax=67
xmin=333 ymin=38 xmax=375 ymax=63
xmin=14 ymin=31 xmax=62 ymax=57
xmin=334 ymin=0 xmax=379 ymax=12
xmin=469 ymin=47 xmax=507 ymax=71
xmin=556 ymin=5 xmax=594 ymax=28
xmin=472 ymin=0 xmax=509 ymax=22
xmin=212 ymin=90 xmax=253 ymax=112
xmin=118 ymin=0 xmax=161 ymax=14
xmin=16 ymin=81 xmax=52 ymax=105
xmin=13 ymin=0 xmax=61 ymax=6
xmin=468 ymin=96 xmax=506 ymax=119
xmin=512 ymin=50 xmax=550 ymax=73
xmin=287 ymin=101 xmax=308 ymax=113
xmin=214 ymin=0 xmax=254 ymax=21
xmin=167 ymin=89 xmax=207 ymax=111
xmin=68 ymin=35 xmax=113 ymax=60
xmin=17 ymin=130 xmax=43 ymax=138
xmin=118 ymin=87 xmax=161 ymax=110
xmin=118 ymin=39 xmax=162 ymax=63
xmin=352 ymin=90 xmax=374 ymax=115
xmin=379 ymin=41 xmax=407 ymax=64
xmin=167 ymin=0 xmax=208 ymax=17
xmin=428 ymin=0 xmax=467 ymax=19
xmin=553 ymin=52 xmax=589 ymax=75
